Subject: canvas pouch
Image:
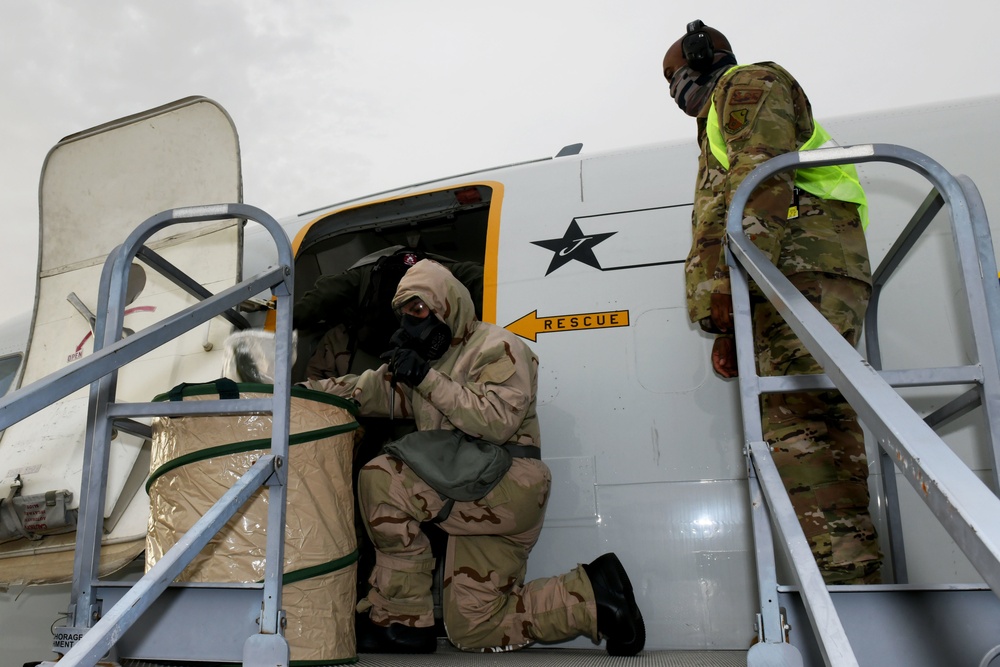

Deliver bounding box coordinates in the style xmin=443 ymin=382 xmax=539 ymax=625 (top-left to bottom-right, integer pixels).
xmin=383 ymin=429 xmax=513 ymax=503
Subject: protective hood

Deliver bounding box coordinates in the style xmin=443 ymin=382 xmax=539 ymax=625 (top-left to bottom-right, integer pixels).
xmin=392 ymin=259 xmax=478 ymax=352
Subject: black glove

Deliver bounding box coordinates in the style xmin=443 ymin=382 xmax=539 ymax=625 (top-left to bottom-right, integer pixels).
xmin=382 ymin=346 xmax=430 ymax=387
xmin=388 ymin=327 xmax=413 ymax=349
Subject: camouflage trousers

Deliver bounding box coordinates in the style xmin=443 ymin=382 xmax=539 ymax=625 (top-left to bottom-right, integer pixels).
xmin=357 ymin=454 xmax=598 ymax=651
xmin=754 ymin=272 xmax=883 ymax=584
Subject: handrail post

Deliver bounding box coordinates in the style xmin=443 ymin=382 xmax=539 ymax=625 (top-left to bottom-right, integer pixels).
xmin=68 ymin=253 xmax=123 ymax=629
xmin=256 ymin=247 xmax=293 ymax=650
xmin=727 ymin=239 xmax=787 ymax=648
xmin=954 ymin=175 xmax=1000 ymax=492
xmin=864 ymin=189 xmax=945 ymax=584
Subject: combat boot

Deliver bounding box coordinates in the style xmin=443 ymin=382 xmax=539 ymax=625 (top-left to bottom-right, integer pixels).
xmin=355 ymin=613 xmax=437 ymax=653
xmin=582 ymin=552 xmax=645 ymax=656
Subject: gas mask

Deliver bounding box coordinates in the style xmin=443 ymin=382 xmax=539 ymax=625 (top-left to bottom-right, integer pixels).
xmin=669 ymin=52 xmax=737 ymax=117
xmin=398 ymin=313 xmax=452 ymax=361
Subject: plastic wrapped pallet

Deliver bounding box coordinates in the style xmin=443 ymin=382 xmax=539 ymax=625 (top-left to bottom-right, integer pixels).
xmin=145 ymin=381 xmax=359 ymax=665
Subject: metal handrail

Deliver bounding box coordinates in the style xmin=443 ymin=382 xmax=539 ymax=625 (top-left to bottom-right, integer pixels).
xmin=0 ymin=268 xmax=282 ymax=430
xmin=1 ymin=204 xmax=295 ymax=667
xmin=62 ymin=455 xmax=280 ymax=666
xmin=726 ymin=144 xmax=1000 ymax=666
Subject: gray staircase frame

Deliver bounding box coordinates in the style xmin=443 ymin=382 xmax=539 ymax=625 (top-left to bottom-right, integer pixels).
xmin=727 ymin=144 xmax=1000 ymax=666
xmin=0 ymin=203 xmax=296 ymax=667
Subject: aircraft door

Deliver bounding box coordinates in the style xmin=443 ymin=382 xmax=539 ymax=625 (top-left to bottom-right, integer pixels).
xmin=0 ymin=97 xmax=243 ymax=582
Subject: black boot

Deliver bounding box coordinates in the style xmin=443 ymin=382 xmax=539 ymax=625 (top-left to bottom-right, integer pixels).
xmin=582 ymin=552 xmax=645 ymax=656
xmin=356 ymin=613 xmax=437 ymax=653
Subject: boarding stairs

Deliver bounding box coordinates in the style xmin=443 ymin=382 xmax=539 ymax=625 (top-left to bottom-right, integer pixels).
xmin=0 ymin=204 xmax=298 ymax=667
xmin=728 ymin=145 xmax=1000 ymax=666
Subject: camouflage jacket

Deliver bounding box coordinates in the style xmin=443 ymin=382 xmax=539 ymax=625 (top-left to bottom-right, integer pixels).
xmin=685 ymin=61 xmax=872 ymax=325
xmin=305 ymin=259 xmax=541 ymax=448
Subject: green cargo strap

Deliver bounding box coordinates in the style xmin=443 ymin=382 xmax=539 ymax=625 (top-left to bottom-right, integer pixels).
xmin=706 ymin=65 xmax=869 ymax=230
xmin=504 ymin=443 xmax=541 ymax=459
xmin=428 ymin=498 xmax=455 ymax=525
xmin=153 ymin=382 xmax=359 ymax=416
xmin=144 ymin=421 xmax=358 ymax=494
xmin=261 ymin=549 xmax=359 ymax=586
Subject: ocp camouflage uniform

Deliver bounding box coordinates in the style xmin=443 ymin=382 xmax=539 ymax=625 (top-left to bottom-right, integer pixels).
xmin=306 ymin=260 xmax=599 ymax=650
xmin=684 ymin=62 xmax=882 ymax=583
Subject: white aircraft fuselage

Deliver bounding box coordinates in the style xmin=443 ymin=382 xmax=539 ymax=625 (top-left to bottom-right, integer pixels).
xmin=2 ymin=94 xmax=999 ymax=665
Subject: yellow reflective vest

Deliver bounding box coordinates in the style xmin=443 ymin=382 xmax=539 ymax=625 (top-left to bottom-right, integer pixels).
xmin=706 ymin=66 xmax=869 ymax=230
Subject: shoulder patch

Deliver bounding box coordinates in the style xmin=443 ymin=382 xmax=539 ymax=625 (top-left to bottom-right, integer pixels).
xmin=728 ymin=88 xmax=762 ymax=105
xmin=725 ymin=109 xmax=749 ymax=134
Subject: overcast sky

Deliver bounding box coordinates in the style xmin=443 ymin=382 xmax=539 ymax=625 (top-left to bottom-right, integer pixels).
xmin=3 ymin=0 xmax=1000 ymax=319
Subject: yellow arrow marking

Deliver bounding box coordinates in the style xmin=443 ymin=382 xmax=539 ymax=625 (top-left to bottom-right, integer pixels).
xmin=505 ymin=309 xmax=630 ymax=342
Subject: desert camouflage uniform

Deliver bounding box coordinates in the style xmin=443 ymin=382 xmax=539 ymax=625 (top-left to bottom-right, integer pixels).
xmin=306 ymin=260 xmax=598 ymax=650
xmin=684 ymin=62 xmax=882 ymax=583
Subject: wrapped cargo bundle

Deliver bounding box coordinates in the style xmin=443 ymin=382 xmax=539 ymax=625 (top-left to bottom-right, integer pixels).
xmin=146 ymin=381 xmax=359 ymax=664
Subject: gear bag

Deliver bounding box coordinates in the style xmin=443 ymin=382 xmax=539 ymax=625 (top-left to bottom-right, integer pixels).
xmin=382 ymin=428 xmax=543 ymax=509
xmin=0 ymin=480 xmax=77 ymax=544
xmin=146 ymin=380 xmax=360 ymax=664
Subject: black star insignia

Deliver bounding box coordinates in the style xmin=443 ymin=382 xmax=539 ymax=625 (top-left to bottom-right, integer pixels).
xmin=532 ymin=219 xmax=616 ymax=276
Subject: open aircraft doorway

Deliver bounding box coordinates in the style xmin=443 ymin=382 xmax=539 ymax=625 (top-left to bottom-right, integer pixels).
xmin=290 ymin=183 xmax=496 ymax=382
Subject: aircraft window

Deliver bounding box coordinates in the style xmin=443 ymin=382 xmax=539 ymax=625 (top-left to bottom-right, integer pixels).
xmin=0 ymin=353 xmax=22 ymax=397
